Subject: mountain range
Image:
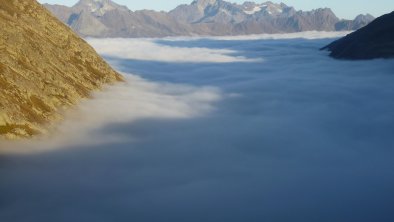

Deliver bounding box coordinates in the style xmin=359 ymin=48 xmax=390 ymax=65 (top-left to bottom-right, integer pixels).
xmin=44 ymin=0 xmax=375 ymax=38
xmin=0 ymin=0 xmax=122 ymax=139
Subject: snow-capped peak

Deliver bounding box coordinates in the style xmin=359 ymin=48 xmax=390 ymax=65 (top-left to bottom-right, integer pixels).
xmin=243 ymin=2 xmax=285 ymax=15
xmin=243 ymin=5 xmax=263 ymax=15
xmin=74 ymin=0 xmax=128 ymax=16
xmin=193 ymin=0 xmax=218 ymax=9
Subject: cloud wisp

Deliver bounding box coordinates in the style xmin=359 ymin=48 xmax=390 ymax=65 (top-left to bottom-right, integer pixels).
xmin=88 ymin=38 xmax=260 ymax=63
xmin=0 ymin=74 xmax=222 ymax=153
xmin=161 ymin=31 xmax=350 ymax=41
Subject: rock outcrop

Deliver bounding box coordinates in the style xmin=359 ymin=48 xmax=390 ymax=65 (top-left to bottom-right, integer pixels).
xmin=322 ymin=11 xmax=394 ymax=60
xmin=45 ymin=0 xmax=375 ymax=38
xmin=0 ymin=0 xmax=123 ymax=139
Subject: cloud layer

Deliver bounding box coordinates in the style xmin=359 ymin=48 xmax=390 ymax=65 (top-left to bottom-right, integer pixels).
xmin=1 ymin=32 xmax=394 ymax=222
xmin=88 ymin=38 xmax=260 ymax=63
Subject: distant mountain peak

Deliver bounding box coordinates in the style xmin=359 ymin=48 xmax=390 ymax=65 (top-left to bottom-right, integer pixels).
xmin=242 ymin=1 xmax=288 ymax=16
xmin=74 ymin=0 xmax=128 ymax=16
xmin=354 ymin=13 xmax=375 ymax=22
xmin=192 ymin=0 xmax=218 ymax=8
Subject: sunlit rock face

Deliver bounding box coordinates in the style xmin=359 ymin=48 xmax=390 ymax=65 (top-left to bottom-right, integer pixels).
xmin=0 ymin=0 xmax=123 ymax=139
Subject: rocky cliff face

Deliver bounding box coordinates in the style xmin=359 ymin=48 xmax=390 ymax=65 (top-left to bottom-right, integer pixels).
xmin=0 ymin=0 xmax=123 ymax=139
xmin=45 ymin=0 xmax=375 ymax=38
xmin=322 ymin=11 xmax=394 ymax=60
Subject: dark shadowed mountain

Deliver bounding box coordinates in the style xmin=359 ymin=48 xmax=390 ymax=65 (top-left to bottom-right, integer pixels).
xmin=44 ymin=0 xmax=375 ymax=38
xmin=322 ymin=11 xmax=394 ymax=60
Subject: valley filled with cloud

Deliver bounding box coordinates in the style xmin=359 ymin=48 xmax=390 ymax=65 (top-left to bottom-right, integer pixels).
xmin=1 ymin=32 xmax=394 ymax=221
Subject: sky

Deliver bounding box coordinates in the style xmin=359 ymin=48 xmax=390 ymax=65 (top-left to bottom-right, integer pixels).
xmin=37 ymin=0 xmax=394 ymax=19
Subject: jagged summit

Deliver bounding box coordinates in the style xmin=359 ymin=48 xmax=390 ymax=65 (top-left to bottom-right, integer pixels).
xmin=73 ymin=0 xmax=128 ymax=16
xmin=242 ymin=1 xmax=289 ymax=16
xmin=192 ymin=0 xmax=219 ymax=7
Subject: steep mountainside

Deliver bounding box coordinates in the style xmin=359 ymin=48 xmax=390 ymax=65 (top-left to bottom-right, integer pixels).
xmin=0 ymin=0 xmax=123 ymax=139
xmin=45 ymin=0 xmax=375 ymax=38
xmin=322 ymin=11 xmax=394 ymax=60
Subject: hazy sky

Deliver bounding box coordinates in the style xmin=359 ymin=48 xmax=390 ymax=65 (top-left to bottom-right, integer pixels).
xmin=38 ymin=0 xmax=393 ymax=19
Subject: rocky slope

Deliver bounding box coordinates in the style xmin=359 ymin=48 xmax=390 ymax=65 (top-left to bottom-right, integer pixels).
xmin=0 ymin=0 xmax=123 ymax=139
xmin=322 ymin=11 xmax=394 ymax=60
xmin=45 ymin=0 xmax=375 ymax=38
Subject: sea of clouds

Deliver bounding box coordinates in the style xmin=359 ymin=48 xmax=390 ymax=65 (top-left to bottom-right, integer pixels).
xmin=1 ymin=32 xmax=394 ymax=222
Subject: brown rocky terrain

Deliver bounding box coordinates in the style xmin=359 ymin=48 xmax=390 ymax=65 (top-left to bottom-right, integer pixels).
xmin=0 ymin=0 xmax=123 ymax=139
